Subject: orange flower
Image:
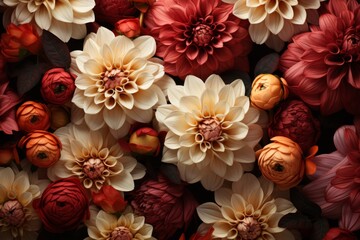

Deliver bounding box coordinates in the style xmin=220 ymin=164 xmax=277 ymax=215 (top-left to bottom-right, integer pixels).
xmin=0 ymin=23 xmax=41 ymax=62
xmin=16 ymin=101 xmax=51 ymax=132
xmin=129 ymin=127 xmax=160 ymax=156
xmin=91 ymin=185 xmax=127 ymax=213
xmin=115 ymin=18 xmax=141 ymax=38
xmin=18 ymin=130 xmax=62 ymax=168
xmin=256 ymin=136 xmax=304 ymax=189
xmin=250 ymin=74 xmax=289 ymax=110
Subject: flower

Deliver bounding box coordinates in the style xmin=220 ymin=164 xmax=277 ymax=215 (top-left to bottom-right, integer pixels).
xmin=250 ymin=74 xmax=289 ymax=110
xmin=91 ymin=185 xmax=127 ymax=214
xmin=197 ymin=173 xmax=296 ymax=239
xmin=257 ymin=136 xmax=305 ymax=189
xmin=156 ymin=74 xmax=264 ymax=190
xmin=33 ymin=177 xmax=90 ymax=233
xmin=302 ymin=123 xmax=360 ymax=232
xmin=224 ymin=0 xmax=324 ymax=51
xmin=0 ymin=81 xmax=20 ymax=134
xmin=85 ymin=207 xmax=156 ymax=240
xmin=323 ymin=228 xmax=357 ymax=240
xmin=179 ymin=227 xmax=214 ymax=240
xmin=2 ymin=0 xmax=95 ymax=42
xmin=279 ymin=0 xmax=360 ymax=115
xmin=0 ymin=167 xmax=44 ymax=240
xmin=93 ymin=0 xmax=138 ymax=25
xmin=41 ymin=68 xmax=76 ymax=105
xmin=268 ymin=100 xmax=320 ymax=152
xmin=48 ymin=105 xmax=70 ymax=130
xmin=129 ymin=127 xmax=160 ymax=156
xmin=70 ymin=27 xmax=175 ymax=138
xmin=144 ymin=0 xmax=252 ymax=80
xmin=18 ymin=130 xmax=62 ymax=168
xmin=131 ymin=174 xmax=198 ymax=240
xmin=0 ymin=23 xmax=41 ymax=62
xmin=16 ymin=101 xmax=50 ymax=132
xmin=47 ymin=123 xmax=146 ymax=191
xmin=115 ymin=18 xmax=141 ymax=38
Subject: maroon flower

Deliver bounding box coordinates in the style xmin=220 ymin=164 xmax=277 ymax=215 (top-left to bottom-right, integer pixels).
xmin=131 ymin=175 xmax=198 ymax=240
xmin=144 ymin=0 xmax=252 ymax=80
xmin=0 ymin=81 xmax=21 ymax=134
xmin=93 ymin=0 xmax=139 ymax=25
xmin=268 ymin=100 xmax=320 ymax=152
xmin=33 ymin=178 xmax=90 ymax=233
xmin=323 ymin=228 xmax=357 ymax=240
xmin=279 ymin=0 xmax=360 ymax=115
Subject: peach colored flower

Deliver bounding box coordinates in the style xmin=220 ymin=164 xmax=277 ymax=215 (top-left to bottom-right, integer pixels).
xmin=129 ymin=127 xmax=160 ymax=156
xmin=18 ymin=130 xmax=62 ymax=168
xmin=257 ymin=136 xmax=305 ymax=190
xmin=115 ymin=18 xmax=141 ymax=38
xmin=250 ymin=74 xmax=289 ymax=110
xmin=16 ymin=101 xmax=50 ymax=133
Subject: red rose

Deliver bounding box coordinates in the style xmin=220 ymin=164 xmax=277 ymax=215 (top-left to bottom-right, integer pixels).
xmin=91 ymin=185 xmax=127 ymax=213
xmin=33 ymin=178 xmax=90 ymax=233
xmin=115 ymin=18 xmax=141 ymax=38
xmin=323 ymin=228 xmax=357 ymax=240
xmin=40 ymin=68 xmax=76 ymax=105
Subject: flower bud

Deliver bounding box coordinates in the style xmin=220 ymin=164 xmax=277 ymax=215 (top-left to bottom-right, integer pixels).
xmin=48 ymin=105 xmax=70 ymax=130
xmin=129 ymin=127 xmax=160 ymax=156
xmin=92 ymin=185 xmax=127 ymax=213
xmin=115 ymin=18 xmax=141 ymax=38
xmin=250 ymin=74 xmax=289 ymax=110
xmin=257 ymin=136 xmax=304 ymax=189
xmin=41 ymin=68 xmax=76 ymax=105
xmin=0 ymin=23 xmax=41 ymax=62
xmin=18 ymin=130 xmax=62 ymax=168
xmin=16 ymin=101 xmax=51 ymax=132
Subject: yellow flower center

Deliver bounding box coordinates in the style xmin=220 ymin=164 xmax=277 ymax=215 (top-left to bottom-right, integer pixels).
xmin=110 ymin=226 xmax=133 ymax=240
xmin=237 ymin=217 xmax=262 ymax=240
xmin=0 ymin=200 xmax=25 ymax=227
xmin=198 ymin=117 xmax=222 ymax=142
xmin=83 ymin=158 xmax=105 ymax=179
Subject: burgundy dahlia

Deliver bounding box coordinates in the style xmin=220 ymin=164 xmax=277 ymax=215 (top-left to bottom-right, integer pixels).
xmin=268 ymin=100 xmax=320 ymax=152
xmin=131 ymin=175 xmax=198 ymax=240
xmin=279 ymin=0 xmax=360 ymax=115
xmin=144 ymin=0 xmax=252 ymax=80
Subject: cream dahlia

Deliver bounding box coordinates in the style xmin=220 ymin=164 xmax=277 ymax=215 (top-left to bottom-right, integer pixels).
xmin=223 ymin=0 xmax=324 ymax=51
xmin=197 ymin=173 xmax=296 ymax=240
xmin=1 ymin=0 xmax=95 ymax=42
xmin=156 ymin=74 xmax=264 ymax=191
xmin=85 ymin=207 xmax=156 ymax=240
xmin=47 ymin=123 xmax=146 ymax=192
xmin=71 ymin=27 xmax=175 ymax=138
xmin=144 ymin=0 xmax=252 ymax=80
xmin=0 ymin=167 xmax=44 ymax=240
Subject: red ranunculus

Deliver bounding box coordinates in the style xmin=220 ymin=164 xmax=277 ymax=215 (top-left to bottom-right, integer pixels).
xmin=93 ymin=0 xmax=139 ymax=25
xmin=323 ymin=228 xmax=357 ymax=240
xmin=91 ymin=185 xmax=127 ymax=213
xmin=33 ymin=178 xmax=90 ymax=233
xmin=40 ymin=68 xmax=76 ymax=105
xmin=131 ymin=175 xmax=198 ymax=240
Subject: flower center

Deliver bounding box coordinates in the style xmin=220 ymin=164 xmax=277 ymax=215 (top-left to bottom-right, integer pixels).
xmin=237 ymin=217 xmax=262 ymax=240
xmin=83 ymin=158 xmax=105 ymax=179
xmin=110 ymin=226 xmax=133 ymax=240
xmin=193 ymin=23 xmax=213 ymax=46
xmin=343 ymin=28 xmax=360 ymax=58
xmin=0 ymin=200 xmax=25 ymax=227
xmin=198 ymin=118 xmax=222 ymax=141
xmin=102 ymin=69 xmax=130 ymax=91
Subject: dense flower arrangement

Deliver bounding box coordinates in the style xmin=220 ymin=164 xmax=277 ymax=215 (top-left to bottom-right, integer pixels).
xmin=0 ymin=0 xmax=359 ymax=239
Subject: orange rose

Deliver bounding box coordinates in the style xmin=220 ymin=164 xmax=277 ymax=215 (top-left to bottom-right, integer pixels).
xmin=256 ymin=136 xmax=304 ymax=189
xmin=16 ymin=101 xmax=51 ymax=132
xmin=129 ymin=127 xmax=160 ymax=156
xmin=18 ymin=130 xmax=62 ymax=168
xmin=115 ymin=18 xmax=141 ymax=38
xmin=250 ymin=74 xmax=289 ymax=110
xmin=0 ymin=23 xmax=41 ymax=62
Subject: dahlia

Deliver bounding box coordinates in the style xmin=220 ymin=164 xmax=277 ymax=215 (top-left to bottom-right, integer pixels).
xmin=197 ymin=173 xmax=296 ymax=239
xmin=0 ymin=167 xmax=45 ymax=240
xmin=71 ymin=27 xmax=175 ymax=138
xmin=223 ymin=0 xmax=324 ymax=51
xmin=280 ymin=0 xmax=360 ymax=115
xmin=85 ymin=207 xmax=156 ymax=240
xmin=47 ymin=124 xmax=146 ymax=192
xmin=144 ymin=0 xmax=252 ymax=80
xmin=0 ymin=81 xmax=20 ymax=135
xmin=1 ymin=0 xmax=95 ymax=42
xmin=302 ymin=123 xmax=360 ymax=232
xmin=156 ymin=74 xmax=264 ymax=191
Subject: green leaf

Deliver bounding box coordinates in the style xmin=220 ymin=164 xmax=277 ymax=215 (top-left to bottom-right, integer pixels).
xmin=254 ymin=53 xmax=280 ymax=76
xmin=279 ymin=212 xmax=313 ymax=230
xmin=41 ymin=30 xmax=71 ymax=69
xmin=290 ymin=187 xmax=322 ymax=218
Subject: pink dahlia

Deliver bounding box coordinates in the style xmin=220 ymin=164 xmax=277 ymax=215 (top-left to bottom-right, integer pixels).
xmin=279 ymin=0 xmax=360 ymax=115
xmin=302 ymin=121 xmax=360 ymax=232
xmin=0 ymin=81 xmax=21 ymax=134
xmin=144 ymin=0 xmax=252 ymax=80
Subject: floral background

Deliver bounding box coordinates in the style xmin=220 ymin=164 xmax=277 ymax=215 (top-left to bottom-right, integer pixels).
xmin=0 ymin=0 xmax=359 ymax=239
